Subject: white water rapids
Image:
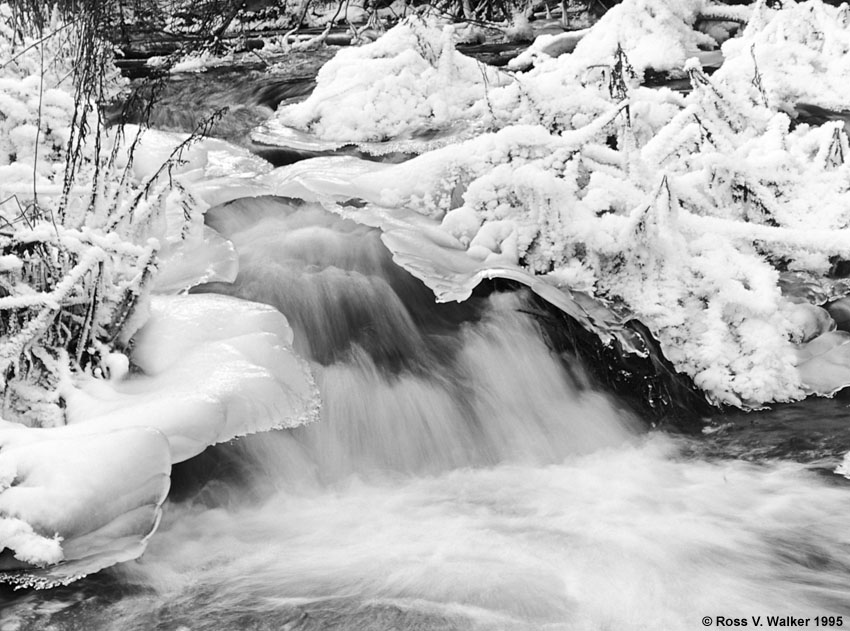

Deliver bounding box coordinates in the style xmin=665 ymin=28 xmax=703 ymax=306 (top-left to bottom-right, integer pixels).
xmin=3 ymin=197 xmax=850 ymax=631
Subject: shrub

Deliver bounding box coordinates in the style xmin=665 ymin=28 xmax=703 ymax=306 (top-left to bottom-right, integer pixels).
xmin=0 ymin=2 xmax=201 ymax=426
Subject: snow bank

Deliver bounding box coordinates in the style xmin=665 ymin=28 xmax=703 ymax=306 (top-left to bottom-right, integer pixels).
xmin=0 ymin=4 xmax=325 ymax=587
xmin=235 ymin=0 xmax=850 ymax=409
xmin=366 ymin=114 xmax=850 ymax=406
xmin=0 ymin=8 xmax=229 ymax=426
xmin=0 ymin=4 xmax=318 ymax=573
xmin=263 ymin=3 xmax=716 ymax=150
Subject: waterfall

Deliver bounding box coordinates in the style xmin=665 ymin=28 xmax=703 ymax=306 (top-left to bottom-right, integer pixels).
xmin=193 ymin=195 xmax=637 ymax=491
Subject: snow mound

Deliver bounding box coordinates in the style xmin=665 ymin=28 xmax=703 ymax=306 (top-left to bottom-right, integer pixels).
xmin=563 ymin=0 xmax=715 ymax=77
xmin=0 ymin=422 xmax=170 ymax=588
xmin=507 ymin=29 xmax=589 ymax=71
xmin=0 ymin=3 xmax=320 ymax=589
xmin=271 ymin=18 xmax=510 ymax=143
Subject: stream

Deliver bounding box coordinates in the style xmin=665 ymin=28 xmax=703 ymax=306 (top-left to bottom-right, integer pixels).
xmin=4 ymin=60 xmax=850 ymax=631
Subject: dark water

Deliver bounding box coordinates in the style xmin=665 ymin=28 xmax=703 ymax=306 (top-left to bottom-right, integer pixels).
xmin=112 ymin=50 xmax=329 ymax=167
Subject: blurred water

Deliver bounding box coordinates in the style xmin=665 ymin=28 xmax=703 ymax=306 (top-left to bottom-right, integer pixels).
xmin=4 ymin=197 xmax=850 ymax=631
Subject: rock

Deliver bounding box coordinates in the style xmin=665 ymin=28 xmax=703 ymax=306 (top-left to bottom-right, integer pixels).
xmin=826 ymin=296 xmax=850 ymax=332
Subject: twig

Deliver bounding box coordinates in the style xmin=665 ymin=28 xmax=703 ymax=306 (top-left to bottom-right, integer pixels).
xmin=32 ymin=35 xmax=43 ymax=208
xmin=0 ymin=21 xmax=75 ymax=73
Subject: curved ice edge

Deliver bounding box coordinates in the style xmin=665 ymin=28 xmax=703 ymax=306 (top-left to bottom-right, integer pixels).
xmin=0 ymin=293 xmax=320 ymax=588
xmin=373 ymin=210 xmax=850 ymax=415
xmin=379 ymin=227 xmax=631 ymax=348
xmin=250 ymin=120 xmax=482 ymax=157
xmin=0 ymin=504 xmax=164 ymax=590
xmin=70 ymin=293 xmax=321 ymax=464
xmin=374 ymin=221 xmax=714 ymax=419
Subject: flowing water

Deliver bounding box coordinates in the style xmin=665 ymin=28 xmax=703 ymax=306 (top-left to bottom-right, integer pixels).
xmin=4 ymin=196 xmax=850 ymax=630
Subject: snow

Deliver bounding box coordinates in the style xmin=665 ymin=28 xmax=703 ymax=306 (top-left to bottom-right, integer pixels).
xmin=0 ymin=5 xmax=126 ymax=203
xmin=262 ymin=4 xmax=715 ymax=150
xmin=169 ymin=51 xmax=232 ymax=73
xmin=0 ymin=421 xmax=170 ymax=588
xmin=713 ymin=0 xmax=850 ymax=113
xmin=217 ymin=0 xmax=850 ymax=409
xmin=563 ymin=0 xmax=714 ymax=77
xmin=271 ymin=18 xmax=512 ymax=143
xmin=64 ymin=293 xmax=320 ymax=464
xmin=507 ymin=29 xmax=589 ymax=71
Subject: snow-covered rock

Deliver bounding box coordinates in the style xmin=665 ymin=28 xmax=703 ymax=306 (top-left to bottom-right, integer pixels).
xmin=272 ymin=18 xmax=510 ymax=143
xmin=562 ymin=0 xmax=714 ymax=77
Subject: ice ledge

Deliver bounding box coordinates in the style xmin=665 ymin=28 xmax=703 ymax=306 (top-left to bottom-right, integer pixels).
xmin=0 ymin=293 xmax=320 ymax=587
